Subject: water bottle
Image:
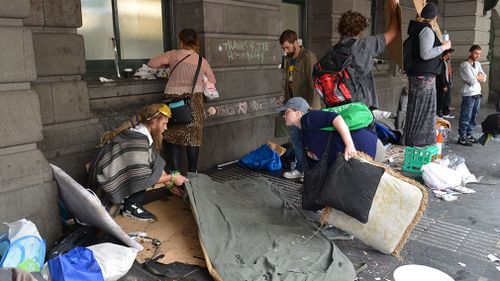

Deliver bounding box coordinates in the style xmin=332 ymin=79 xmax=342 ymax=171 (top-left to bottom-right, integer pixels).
xmin=442 ymin=30 xmax=449 ymax=41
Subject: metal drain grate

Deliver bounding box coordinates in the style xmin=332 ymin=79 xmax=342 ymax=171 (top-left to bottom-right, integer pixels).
xmin=410 ymin=216 xmax=500 ymax=260
xmin=206 ymin=165 xmax=302 ymax=205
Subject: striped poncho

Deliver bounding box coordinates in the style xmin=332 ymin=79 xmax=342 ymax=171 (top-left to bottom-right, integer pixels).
xmin=89 ymin=130 xmax=166 ymax=204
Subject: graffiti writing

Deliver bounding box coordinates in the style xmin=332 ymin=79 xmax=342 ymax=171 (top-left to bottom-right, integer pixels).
xmin=220 ymin=40 xmax=270 ymax=63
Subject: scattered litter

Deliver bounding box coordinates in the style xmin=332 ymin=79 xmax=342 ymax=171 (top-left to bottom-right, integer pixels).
xmin=99 ymin=77 xmax=114 ymax=83
xmin=457 ymin=262 xmax=466 ymax=267
xmin=363 ymin=251 xmax=368 ymax=255
xmin=494 ymin=228 xmax=500 ymax=233
xmin=388 ymin=157 xmax=394 ymax=164
xmin=487 ymin=254 xmax=500 ymax=263
xmin=129 ymin=231 xmax=147 ymax=239
xmin=450 ymin=186 xmax=476 ymax=194
xmin=375 ymin=278 xmax=381 ymax=281
xmin=441 ymin=193 xmax=458 ymax=202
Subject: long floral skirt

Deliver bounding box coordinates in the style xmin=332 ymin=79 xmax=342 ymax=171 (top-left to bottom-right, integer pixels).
xmin=403 ymin=76 xmax=437 ymax=147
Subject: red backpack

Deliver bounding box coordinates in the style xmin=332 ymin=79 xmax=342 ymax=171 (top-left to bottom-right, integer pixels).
xmin=313 ymin=39 xmax=357 ymax=107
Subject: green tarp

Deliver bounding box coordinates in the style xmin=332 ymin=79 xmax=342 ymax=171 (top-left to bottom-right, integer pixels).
xmin=186 ymin=174 xmax=355 ymax=281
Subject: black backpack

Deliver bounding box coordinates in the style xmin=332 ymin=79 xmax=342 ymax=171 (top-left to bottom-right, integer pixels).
xmin=482 ymin=113 xmax=500 ymax=135
xmin=403 ymin=35 xmax=416 ymax=74
xmin=313 ymin=39 xmax=357 ymax=107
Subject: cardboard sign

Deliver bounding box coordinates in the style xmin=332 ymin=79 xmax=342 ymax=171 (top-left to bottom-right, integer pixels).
xmin=385 ymin=1 xmax=403 ymax=67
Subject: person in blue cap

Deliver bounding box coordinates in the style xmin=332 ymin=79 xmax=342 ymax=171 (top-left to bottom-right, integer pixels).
xmin=277 ymin=97 xmax=381 ymax=167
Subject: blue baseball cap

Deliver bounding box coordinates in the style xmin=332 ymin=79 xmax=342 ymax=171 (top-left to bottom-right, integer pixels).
xmin=276 ymin=97 xmax=310 ymax=113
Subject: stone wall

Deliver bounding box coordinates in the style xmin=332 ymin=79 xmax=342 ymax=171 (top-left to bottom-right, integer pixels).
xmin=0 ymin=0 xmax=60 ymax=243
xmin=24 ymin=0 xmax=104 ymax=183
xmin=173 ymin=0 xmax=286 ymax=169
xmin=443 ymin=0 xmax=492 ymax=107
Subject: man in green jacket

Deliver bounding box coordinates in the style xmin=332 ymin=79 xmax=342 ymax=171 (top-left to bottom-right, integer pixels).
xmin=279 ymin=30 xmax=320 ymax=179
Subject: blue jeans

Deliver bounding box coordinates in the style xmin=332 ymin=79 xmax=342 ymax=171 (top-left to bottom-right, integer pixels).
xmin=458 ymin=95 xmax=481 ymax=138
xmin=290 ymin=126 xmax=303 ymax=172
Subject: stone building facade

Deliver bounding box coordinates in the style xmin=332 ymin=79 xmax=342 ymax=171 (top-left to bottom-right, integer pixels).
xmin=0 ymin=0 xmax=497 ymax=243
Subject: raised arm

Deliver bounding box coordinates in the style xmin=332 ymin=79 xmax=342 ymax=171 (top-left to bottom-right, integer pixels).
xmin=148 ymin=52 xmax=171 ymax=69
xmin=384 ymin=0 xmax=400 ymax=45
xmin=332 ymin=115 xmax=358 ymax=160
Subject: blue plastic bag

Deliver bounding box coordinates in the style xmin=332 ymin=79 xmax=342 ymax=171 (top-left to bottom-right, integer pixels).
xmin=239 ymin=144 xmax=282 ymax=171
xmin=48 ymin=247 xmax=104 ymax=281
xmin=375 ymin=122 xmax=399 ymax=144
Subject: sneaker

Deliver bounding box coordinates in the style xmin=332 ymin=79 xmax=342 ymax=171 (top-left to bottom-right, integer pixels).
xmin=121 ymin=204 xmax=157 ymax=222
xmin=466 ymin=135 xmax=477 ymax=143
xmin=283 ymin=169 xmax=304 ymax=179
xmin=442 ymin=114 xmax=455 ymax=119
xmin=457 ymin=137 xmax=473 ymax=146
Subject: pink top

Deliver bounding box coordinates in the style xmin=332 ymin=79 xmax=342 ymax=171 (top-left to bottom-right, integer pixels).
xmin=148 ymin=49 xmax=216 ymax=96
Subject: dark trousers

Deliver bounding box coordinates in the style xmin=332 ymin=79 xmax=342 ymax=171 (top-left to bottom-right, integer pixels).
xmin=170 ymin=144 xmax=200 ymax=173
xmin=123 ymin=190 xmax=146 ymax=207
xmin=458 ymin=95 xmax=481 ymax=138
xmin=436 ymin=88 xmax=451 ymax=116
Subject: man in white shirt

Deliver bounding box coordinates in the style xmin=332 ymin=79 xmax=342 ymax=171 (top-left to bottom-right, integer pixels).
xmin=458 ymin=45 xmax=487 ymax=146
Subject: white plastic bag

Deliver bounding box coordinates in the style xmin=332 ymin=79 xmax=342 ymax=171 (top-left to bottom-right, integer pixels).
xmin=422 ymin=163 xmax=462 ymax=190
xmin=87 ymin=243 xmax=137 ymax=281
xmin=5 ymin=219 xmax=41 ymax=242
xmin=1 ymin=219 xmax=45 ymax=272
xmin=202 ymin=75 xmax=219 ymax=100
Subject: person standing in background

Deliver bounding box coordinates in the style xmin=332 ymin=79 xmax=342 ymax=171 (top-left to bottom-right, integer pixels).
xmin=148 ymin=29 xmax=216 ymax=176
xmin=436 ymin=48 xmax=455 ymax=118
xmin=457 ymin=45 xmax=487 ymax=146
xmin=278 ymin=30 xmax=320 ymax=179
xmin=403 ymin=2 xmax=452 ymax=147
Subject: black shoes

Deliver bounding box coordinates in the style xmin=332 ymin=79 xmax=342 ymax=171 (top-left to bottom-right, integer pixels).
xmin=466 ymin=135 xmax=477 ymax=143
xmin=121 ymin=203 xmax=157 ymax=222
xmin=457 ymin=137 xmax=473 ymax=146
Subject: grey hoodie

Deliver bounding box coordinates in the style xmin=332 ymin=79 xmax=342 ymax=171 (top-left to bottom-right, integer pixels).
xmin=459 ymin=60 xmax=486 ymax=96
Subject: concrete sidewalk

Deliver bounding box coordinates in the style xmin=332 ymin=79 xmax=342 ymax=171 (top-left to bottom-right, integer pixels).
xmin=203 ymin=104 xmax=500 ymax=281
xmin=341 ymin=104 xmax=500 ymax=281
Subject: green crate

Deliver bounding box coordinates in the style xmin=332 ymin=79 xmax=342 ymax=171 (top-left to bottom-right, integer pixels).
xmin=402 ymin=145 xmax=439 ymax=174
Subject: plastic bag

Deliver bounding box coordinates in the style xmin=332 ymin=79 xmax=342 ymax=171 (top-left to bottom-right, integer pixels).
xmin=239 ymin=144 xmax=282 ymax=172
xmin=0 ymin=219 xmax=46 ymax=272
xmin=422 ymin=163 xmax=462 ymax=190
xmin=202 ymin=75 xmax=219 ymax=100
xmin=48 ymin=247 xmax=104 ymax=281
xmin=87 ymin=243 xmax=137 ymax=281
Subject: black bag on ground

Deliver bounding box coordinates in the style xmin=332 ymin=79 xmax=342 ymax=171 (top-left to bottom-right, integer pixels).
xmin=163 ymin=55 xmax=202 ymax=124
xmin=301 ymin=135 xmax=332 ymax=211
xmin=315 ymin=153 xmax=384 ymax=223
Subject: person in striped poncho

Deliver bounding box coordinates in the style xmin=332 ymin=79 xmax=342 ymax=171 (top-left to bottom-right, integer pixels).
xmin=89 ymin=104 xmax=188 ymax=222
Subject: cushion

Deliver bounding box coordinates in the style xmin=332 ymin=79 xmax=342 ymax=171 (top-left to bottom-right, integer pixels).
xmin=316 ymin=154 xmax=385 ymax=223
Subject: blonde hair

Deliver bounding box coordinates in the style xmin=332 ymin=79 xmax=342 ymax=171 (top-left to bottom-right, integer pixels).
xmin=97 ymin=104 xmax=168 ymax=148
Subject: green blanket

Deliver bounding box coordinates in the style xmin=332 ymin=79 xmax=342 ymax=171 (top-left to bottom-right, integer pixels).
xmin=186 ymin=174 xmax=355 ymax=281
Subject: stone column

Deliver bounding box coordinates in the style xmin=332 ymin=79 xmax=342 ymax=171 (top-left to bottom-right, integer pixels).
xmin=489 ymin=6 xmax=500 ymax=107
xmin=173 ymin=0 xmax=284 ymax=169
xmin=0 ymin=0 xmax=60 ymax=243
xmin=24 ymin=0 xmax=103 ymax=183
xmin=307 ymin=0 xmax=372 ymax=57
xmin=444 ymin=0 xmax=492 ymax=105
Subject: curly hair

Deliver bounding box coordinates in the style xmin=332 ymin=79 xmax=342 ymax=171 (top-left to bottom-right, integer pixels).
xmin=337 ymin=10 xmax=368 ymax=37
